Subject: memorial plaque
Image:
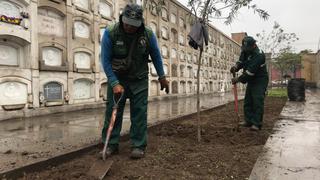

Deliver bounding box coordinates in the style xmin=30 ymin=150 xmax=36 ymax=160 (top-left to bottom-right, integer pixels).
xmin=161 ymin=8 xmax=167 ymax=20
xmin=0 ymin=82 xmax=27 ymax=105
xmin=74 ymin=52 xmax=90 ymax=69
xmin=0 ymin=44 xmax=18 ymax=65
xmin=99 ymin=1 xmax=112 ymax=18
xmin=0 ymin=1 xmax=21 ymax=18
xmin=171 ymin=48 xmax=176 ymax=58
xmin=149 ymin=22 xmax=156 ymax=33
xmin=150 ymin=65 xmax=157 ymax=76
xmin=74 ymin=21 xmax=90 ymax=38
xmin=161 ymin=46 xmax=167 ymax=57
xmin=42 ymin=47 xmax=62 ymax=66
xmin=179 ymin=17 xmax=184 ymax=27
xmin=38 ymin=8 xmax=65 ymax=37
xmin=163 ymin=64 xmax=168 ymax=75
xmin=44 ymin=82 xmax=62 ymax=100
xmin=74 ymin=0 xmax=89 ymax=10
xmin=179 ymin=51 xmax=184 ymax=61
xmin=161 ymin=26 xmax=167 ymax=39
xmin=74 ymin=79 xmax=92 ymax=99
xmin=150 ymin=81 xmax=158 ymax=96
xmin=100 ymin=82 xmax=107 ymax=99
xmin=100 ymin=28 xmax=105 ymax=41
xmin=170 ymin=13 xmax=176 ymax=23
xmin=179 ymin=34 xmax=184 ymax=44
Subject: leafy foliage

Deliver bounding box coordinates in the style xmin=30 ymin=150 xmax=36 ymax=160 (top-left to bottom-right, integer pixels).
xmin=256 ymin=22 xmax=299 ymax=57
xmin=187 ymin=0 xmax=269 ymax=24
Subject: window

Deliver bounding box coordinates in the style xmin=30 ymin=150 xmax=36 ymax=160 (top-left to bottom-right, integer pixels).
xmin=99 ymin=0 xmax=112 ymax=18
xmin=74 ymin=21 xmax=90 ymax=38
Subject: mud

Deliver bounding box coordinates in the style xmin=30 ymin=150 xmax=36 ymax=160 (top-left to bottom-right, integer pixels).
xmin=20 ymin=97 xmax=286 ymax=180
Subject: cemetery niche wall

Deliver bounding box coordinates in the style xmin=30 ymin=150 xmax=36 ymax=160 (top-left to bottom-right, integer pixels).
xmin=0 ymin=0 xmax=241 ymax=118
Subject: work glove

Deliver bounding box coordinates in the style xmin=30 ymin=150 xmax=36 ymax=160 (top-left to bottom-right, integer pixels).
xmin=159 ymin=77 xmax=169 ymax=94
xmin=230 ymin=65 xmax=239 ymax=74
xmin=113 ymin=84 xmax=124 ymax=95
xmin=231 ymin=77 xmax=239 ymax=85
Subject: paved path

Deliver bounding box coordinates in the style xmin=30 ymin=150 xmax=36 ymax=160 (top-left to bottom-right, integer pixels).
xmin=0 ymin=92 xmax=242 ymax=173
xmin=250 ymin=89 xmax=320 ymax=180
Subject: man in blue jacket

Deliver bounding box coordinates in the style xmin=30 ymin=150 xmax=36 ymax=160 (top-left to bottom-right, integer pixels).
xmin=100 ymin=3 xmax=169 ymax=159
xmin=230 ymin=36 xmax=269 ymax=131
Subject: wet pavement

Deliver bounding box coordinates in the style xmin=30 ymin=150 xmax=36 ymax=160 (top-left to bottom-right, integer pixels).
xmin=250 ymin=89 xmax=320 ymax=180
xmin=0 ymin=92 xmax=242 ymax=173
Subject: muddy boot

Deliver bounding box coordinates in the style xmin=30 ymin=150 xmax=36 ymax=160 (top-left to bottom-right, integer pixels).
xmin=130 ymin=148 xmax=145 ymax=159
xmin=250 ymin=125 xmax=260 ymax=131
xmin=239 ymin=121 xmax=252 ymax=127
xmin=100 ymin=147 xmax=119 ymax=159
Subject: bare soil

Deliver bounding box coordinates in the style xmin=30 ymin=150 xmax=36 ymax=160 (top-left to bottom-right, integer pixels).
xmin=21 ymin=97 xmax=286 ymax=180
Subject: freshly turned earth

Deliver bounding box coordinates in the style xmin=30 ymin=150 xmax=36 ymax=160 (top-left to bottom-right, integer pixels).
xmin=21 ymin=97 xmax=286 ymax=180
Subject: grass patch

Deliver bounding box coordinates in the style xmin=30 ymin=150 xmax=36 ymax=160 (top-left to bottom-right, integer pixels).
xmin=267 ymin=88 xmax=288 ymax=97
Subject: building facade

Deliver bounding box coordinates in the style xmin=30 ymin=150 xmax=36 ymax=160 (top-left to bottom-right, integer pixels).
xmin=301 ymin=52 xmax=320 ymax=88
xmin=0 ymin=0 xmax=241 ymax=120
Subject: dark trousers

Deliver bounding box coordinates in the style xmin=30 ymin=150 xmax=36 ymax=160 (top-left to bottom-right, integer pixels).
xmin=244 ymin=78 xmax=268 ymax=127
xmin=102 ymin=81 xmax=148 ymax=150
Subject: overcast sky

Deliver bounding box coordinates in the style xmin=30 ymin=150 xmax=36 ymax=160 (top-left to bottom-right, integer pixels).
xmin=178 ymin=0 xmax=320 ymax=53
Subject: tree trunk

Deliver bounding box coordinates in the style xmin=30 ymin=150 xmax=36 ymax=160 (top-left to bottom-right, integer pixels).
xmin=197 ymin=49 xmax=203 ymax=142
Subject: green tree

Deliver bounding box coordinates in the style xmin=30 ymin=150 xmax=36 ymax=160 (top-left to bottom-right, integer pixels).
xmin=273 ymin=48 xmax=301 ymax=82
xmin=186 ymin=0 xmax=269 ymax=141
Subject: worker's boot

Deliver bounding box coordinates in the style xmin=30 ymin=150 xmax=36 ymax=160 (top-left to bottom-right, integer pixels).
xmin=130 ymin=148 xmax=145 ymax=159
xmin=104 ymin=146 xmax=119 ymax=157
xmin=250 ymin=125 xmax=261 ymax=131
xmin=238 ymin=121 xmax=252 ymax=127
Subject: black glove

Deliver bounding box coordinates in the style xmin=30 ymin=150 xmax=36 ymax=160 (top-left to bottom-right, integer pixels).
xmin=159 ymin=77 xmax=169 ymax=94
xmin=231 ymin=77 xmax=239 ymax=85
xmin=230 ymin=65 xmax=239 ymax=74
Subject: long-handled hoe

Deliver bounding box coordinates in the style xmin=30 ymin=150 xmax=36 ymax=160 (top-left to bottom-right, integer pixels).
xmin=88 ymin=93 xmax=123 ymax=179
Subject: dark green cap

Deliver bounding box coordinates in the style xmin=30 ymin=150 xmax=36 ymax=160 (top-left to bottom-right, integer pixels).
xmin=242 ymin=36 xmax=256 ymax=48
xmin=122 ymin=3 xmax=143 ymax=27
